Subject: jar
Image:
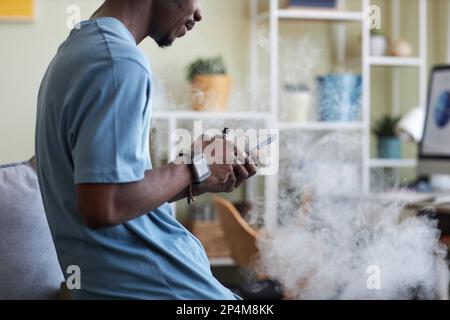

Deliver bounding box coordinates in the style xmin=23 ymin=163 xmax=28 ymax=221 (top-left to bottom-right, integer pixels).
xmin=283 ymin=84 xmax=312 ymax=123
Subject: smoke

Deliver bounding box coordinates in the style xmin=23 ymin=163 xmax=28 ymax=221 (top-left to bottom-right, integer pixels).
xmin=255 ymin=132 xmax=449 ymax=300
xmin=250 ymin=27 xmax=449 ymax=300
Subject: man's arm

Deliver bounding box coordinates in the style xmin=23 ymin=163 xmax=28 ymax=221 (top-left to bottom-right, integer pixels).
xmin=77 ymin=163 xmax=195 ymax=229
xmin=76 ymin=137 xmax=257 ymax=229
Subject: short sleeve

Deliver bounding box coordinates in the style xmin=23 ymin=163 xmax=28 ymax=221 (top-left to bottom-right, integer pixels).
xmin=71 ymin=60 xmax=152 ymax=184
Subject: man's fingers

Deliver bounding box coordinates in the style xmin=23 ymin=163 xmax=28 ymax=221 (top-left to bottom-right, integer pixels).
xmin=235 ymin=150 xmax=248 ymax=165
xmin=244 ymin=163 xmax=258 ymax=178
xmin=234 ymin=165 xmax=249 ymax=188
xmin=220 ymin=165 xmax=234 ymax=182
xmin=222 ymin=168 xmax=237 ymax=193
xmin=233 ymin=137 xmax=250 ymax=165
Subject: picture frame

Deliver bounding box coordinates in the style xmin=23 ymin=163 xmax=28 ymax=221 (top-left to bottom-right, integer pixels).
xmin=0 ymin=0 xmax=34 ymax=21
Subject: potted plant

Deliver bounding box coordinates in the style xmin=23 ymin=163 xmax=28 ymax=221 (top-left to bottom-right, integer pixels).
xmin=187 ymin=56 xmax=231 ymax=112
xmin=370 ymin=29 xmax=387 ymax=57
xmin=372 ymin=115 xmax=402 ymax=159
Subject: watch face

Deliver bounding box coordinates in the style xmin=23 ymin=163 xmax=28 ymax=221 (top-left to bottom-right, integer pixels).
xmin=195 ymin=156 xmax=209 ymax=172
xmin=193 ymin=154 xmax=205 ymax=165
xmin=193 ymin=154 xmax=211 ymax=182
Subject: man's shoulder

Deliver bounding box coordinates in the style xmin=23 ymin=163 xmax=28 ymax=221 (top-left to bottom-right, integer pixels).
xmin=105 ymin=40 xmax=150 ymax=74
xmin=63 ymin=18 xmax=151 ymax=75
xmin=95 ymin=19 xmax=151 ymax=74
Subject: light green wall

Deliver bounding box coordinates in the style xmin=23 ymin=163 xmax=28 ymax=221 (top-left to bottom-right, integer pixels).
xmin=0 ymin=0 xmax=251 ymax=163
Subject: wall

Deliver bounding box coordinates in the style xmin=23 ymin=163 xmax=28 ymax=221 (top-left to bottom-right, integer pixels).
xmin=0 ymin=0 xmax=251 ymax=163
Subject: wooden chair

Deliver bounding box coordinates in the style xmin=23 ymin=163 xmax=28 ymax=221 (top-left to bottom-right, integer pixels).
xmin=442 ymin=236 xmax=450 ymax=252
xmin=212 ymin=196 xmax=259 ymax=267
xmin=213 ymin=196 xmax=284 ymax=300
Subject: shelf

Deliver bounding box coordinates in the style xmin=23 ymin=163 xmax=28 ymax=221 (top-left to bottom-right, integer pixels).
xmin=249 ymin=1 xmax=428 ymax=197
xmin=369 ymin=56 xmax=423 ymax=67
xmin=152 ymin=110 xmax=271 ymax=121
xmin=209 ymin=257 xmax=235 ymax=267
xmin=259 ymin=8 xmax=364 ymax=21
xmin=369 ymin=159 xmax=418 ymax=168
xmin=278 ymin=121 xmax=364 ymax=131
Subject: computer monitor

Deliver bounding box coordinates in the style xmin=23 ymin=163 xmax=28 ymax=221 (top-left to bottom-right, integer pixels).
xmin=419 ymin=65 xmax=450 ymax=176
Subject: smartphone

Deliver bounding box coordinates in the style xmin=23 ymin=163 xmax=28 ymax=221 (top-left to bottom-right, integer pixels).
xmin=253 ymin=134 xmax=277 ymax=152
xmin=247 ymin=134 xmax=277 ymax=159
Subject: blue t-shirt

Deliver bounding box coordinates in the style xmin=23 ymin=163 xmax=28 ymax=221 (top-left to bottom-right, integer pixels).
xmin=35 ymin=17 xmax=237 ymax=300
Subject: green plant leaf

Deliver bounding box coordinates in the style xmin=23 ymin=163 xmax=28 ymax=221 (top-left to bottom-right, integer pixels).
xmin=187 ymin=56 xmax=227 ymax=82
xmin=372 ymin=115 xmax=401 ymax=137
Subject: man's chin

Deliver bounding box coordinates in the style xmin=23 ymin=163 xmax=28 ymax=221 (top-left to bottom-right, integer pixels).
xmin=156 ymin=36 xmax=174 ymax=48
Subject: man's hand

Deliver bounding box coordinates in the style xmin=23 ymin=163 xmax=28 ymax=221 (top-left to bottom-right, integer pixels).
xmin=190 ymin=134 xmax=258 ymax=195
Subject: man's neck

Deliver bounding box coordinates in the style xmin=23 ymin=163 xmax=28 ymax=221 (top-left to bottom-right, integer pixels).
xmin=92 ymin=0 xmax=153 ymax=44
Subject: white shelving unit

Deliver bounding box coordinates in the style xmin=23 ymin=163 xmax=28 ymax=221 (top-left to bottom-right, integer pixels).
xmin=366 ymin=0 xmax=427 ymax=186
xmin=208 ymin=257 xmax=235 ymax=267
xmin=369 ymin=159 xmax=418 ymax=169
xmin=278 ymin=121 xmax=364 ymax=131
xmin=249 ymin=0 xmax=428 ymax=222
xmin=369 ymin=56 xmax=423 ymax=67
xmin=250 ymin=0 xmax=374 ymax=225
xmin=276 ymin=8 xmax=364 ymax=21
xmin=152 ymin=110 xmax=272 ymax=121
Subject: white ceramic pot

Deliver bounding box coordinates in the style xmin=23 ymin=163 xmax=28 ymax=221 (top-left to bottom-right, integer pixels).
xmin=370 ymin=35 xmax=387 ymax=56
xmin=283 ymin=84 xmax=312 ymax=123
xmin=286 ymin=92 xmax=312 ymax=123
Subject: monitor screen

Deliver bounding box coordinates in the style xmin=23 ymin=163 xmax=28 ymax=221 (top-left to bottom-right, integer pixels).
xmin=420 ymin=66 xmax=450 ymax=159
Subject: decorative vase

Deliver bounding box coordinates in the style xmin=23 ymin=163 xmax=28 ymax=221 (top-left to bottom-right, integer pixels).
xmin=316 ymin=74 xmax=362 ymax=122
xmin=377 ymin=137 xmax=401 ymax=159
xmin=370 ymin=35 xmax=387 ymax=56
xmin=191 ymin=75 xmax=232 ymax=112
xmin=391 ymin=39 xmax=413 ymax=57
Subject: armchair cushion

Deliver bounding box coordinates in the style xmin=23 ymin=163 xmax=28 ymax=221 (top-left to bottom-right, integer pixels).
xmin=0 ymin=159 xmax=63 ymax=299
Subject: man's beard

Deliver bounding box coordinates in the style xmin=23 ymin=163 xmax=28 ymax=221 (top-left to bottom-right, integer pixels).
xmin=156 ymin=34 xmax=174 ymax=48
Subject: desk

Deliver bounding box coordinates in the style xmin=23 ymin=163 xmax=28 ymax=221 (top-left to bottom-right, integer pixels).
xmin=406 ymin=202 xmax=450 ymax=235
xmin=405 ymin=202 xmax=450 ymax=252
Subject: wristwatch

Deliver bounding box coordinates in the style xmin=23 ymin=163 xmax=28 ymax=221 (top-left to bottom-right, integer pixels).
xmin=190 ymin=153 xmax=211 ymax=184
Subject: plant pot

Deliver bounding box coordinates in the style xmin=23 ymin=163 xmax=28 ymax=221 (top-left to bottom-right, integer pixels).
xmin=377 ymin=137 xmax=401 ymax=159
xmin=191 ymin=75 xmax=232 ymax=112
xmin=316 ymin=74 xmax=362 ymax=122
xmin=370 ymin=35 xmax=387 ymax=56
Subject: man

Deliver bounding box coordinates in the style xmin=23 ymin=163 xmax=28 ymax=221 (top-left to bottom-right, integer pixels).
xmin=35 ymin=0 xmax=256 ymax=300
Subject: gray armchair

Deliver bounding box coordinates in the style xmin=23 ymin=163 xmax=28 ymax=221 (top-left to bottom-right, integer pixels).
xmin=0 ymin=158 xmax=63 ymax=299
